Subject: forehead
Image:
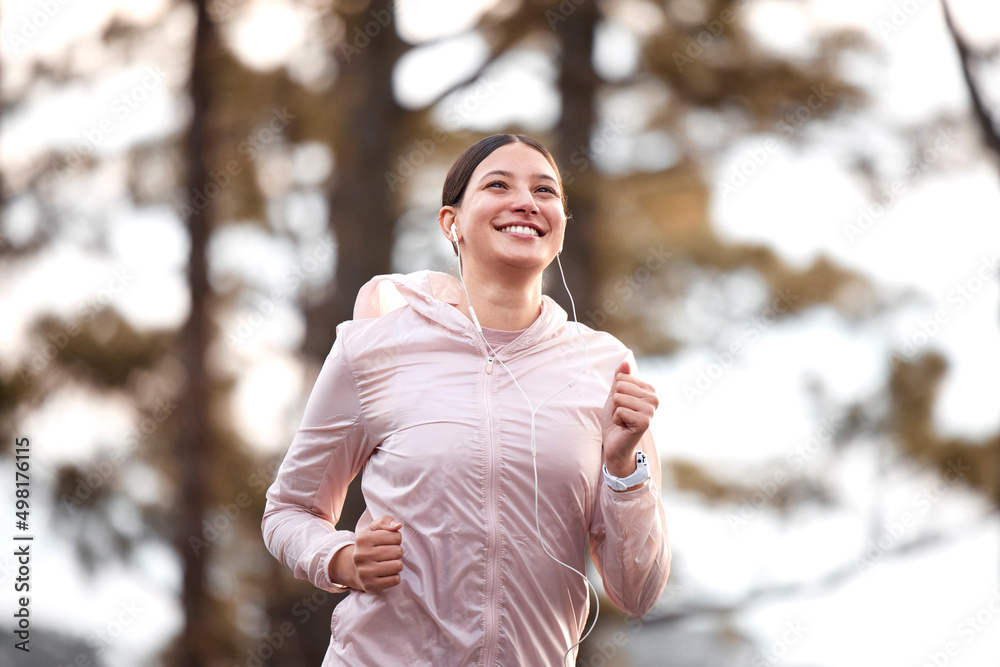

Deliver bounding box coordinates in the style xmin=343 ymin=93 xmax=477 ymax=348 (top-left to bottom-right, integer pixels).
xmin=471 ymin=143 xmax=557 ymax=180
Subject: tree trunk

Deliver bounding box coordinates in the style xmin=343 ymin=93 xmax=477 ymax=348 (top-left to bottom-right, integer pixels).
xmin=302 ymin=0 xmax=407 ymax=564
xmin=304 ymin=1 xmax=407 ymax=358
xmin=553 ymin=6 xmax=603 ymax=664
xmin=940 ymin=0 xmax=1000 ymax=593
xmin=552 ymin=1 xmax=601 ymax=327
xmin=175 ymin=1 xmax=217 ymax=664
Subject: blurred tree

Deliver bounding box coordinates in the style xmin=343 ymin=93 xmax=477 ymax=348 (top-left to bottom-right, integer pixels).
xmin=3 ymin=0 xmax=998 ymax=665
xmin=174 ymin=0 xmax=223 ymax=664
xmin=941 ymin=0 xmax=1000 ymax=493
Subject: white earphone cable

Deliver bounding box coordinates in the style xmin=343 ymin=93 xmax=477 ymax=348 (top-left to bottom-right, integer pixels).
xmin=456 ymin=242 xmax=597 ymax=666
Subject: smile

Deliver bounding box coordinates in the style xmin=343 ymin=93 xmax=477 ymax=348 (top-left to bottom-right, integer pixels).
xmin=497 ymin=225 xmax=541 ymax=237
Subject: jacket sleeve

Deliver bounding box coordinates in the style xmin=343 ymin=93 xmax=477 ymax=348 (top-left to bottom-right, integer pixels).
xmin=588 ymin=428 xmax=671 ymax=618
xmin=261 ymin=330 xmax=374 ymax=593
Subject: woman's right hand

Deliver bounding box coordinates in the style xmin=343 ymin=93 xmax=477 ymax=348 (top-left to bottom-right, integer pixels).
xmin=331 ymin=515 xmax=404 ymax=593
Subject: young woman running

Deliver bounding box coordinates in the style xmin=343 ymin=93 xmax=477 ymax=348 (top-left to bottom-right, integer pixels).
xmin=262 ymin=133 xmax=671 ymax=666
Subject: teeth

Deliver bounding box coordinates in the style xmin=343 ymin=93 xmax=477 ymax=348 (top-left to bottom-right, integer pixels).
xmin=499 ymin=225 xmax=539 ymax=237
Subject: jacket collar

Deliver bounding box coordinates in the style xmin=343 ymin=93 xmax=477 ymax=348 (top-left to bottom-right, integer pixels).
xmin=353 ymin=270 xmax=569 ymax=349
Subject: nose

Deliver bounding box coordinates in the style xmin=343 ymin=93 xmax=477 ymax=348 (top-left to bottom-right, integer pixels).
xmin=511 ymin=184 xmax=539 ymax=214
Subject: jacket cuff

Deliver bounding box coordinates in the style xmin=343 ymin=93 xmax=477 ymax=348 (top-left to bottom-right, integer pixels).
xmin=314 ymin=533 xmax=357 ymax=593
xmin=605 ymin=478 xmax=655 ymax=501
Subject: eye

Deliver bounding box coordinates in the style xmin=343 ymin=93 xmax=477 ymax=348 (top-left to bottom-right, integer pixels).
xmin=486 ymin=180 xmax=506 ymax=189
xmin=537 ymin=185 xmax=557 ymax=194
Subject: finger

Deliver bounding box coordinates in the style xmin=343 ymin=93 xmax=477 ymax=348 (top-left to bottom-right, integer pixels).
xmin=368 ymin=544 xmax=404 ymax=562
xmin=615 ymin=369 xmax=653 ymax=386
xmin=366 ymin=573 xmax=402 ymax=592
xmin=370 ymin=515 xmax=402 ymax=531
xmin=358 ymin=560 xmax=403 ymax=588
xmin=612 ymin=391 xmax=656 ymax=415
xmin=370 ymin=528 xmax=403 ymax=545
xmin=358 ymin=560 xmax=403 ymax=589
xmin=613 ymin=378 xmax=657 ymax=399
xmin=614 ymin=405 xmax=652 ymax=430
xmin=356 ymin=530 xmax=402 ymax=553
xmin=359 ymin=556 xmax=403 ymax=577
xmin=615 ymin=360 xmax=630 ymax=376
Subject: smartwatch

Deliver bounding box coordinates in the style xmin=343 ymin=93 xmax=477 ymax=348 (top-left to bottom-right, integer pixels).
xmin=603 ymin=450 xmax=651 ymax=491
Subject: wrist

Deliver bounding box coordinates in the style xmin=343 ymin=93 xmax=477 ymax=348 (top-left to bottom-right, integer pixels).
xmin=330 ymin=544 xmax=360 ymax=590
xmin=603 ymin=449 xmax=651 ymax=492
xmin=604 ymin=450 xmax=638 ymax=478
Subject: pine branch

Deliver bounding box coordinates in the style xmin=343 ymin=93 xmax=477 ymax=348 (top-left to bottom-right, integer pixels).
xmin=941 ymin=0 xmax=1000 ymax=155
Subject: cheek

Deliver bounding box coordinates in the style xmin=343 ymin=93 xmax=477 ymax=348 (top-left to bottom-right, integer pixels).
xmin=468 ymin=199 xmax=501 ymax=222
xmin=550 ymin=215 xmax=567 ymax=239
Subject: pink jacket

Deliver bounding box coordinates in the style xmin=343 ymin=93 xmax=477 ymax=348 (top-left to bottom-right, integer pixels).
xmin=262 ymin=271 xmax=670 ymax=666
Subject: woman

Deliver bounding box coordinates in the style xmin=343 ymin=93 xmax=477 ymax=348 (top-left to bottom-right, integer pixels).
xmin=262 ymin=134 xmax=671 ymax=666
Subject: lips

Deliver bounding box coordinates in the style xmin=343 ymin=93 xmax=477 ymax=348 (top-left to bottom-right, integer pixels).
xmin=496 ymin=222 xmax=544 ymax=237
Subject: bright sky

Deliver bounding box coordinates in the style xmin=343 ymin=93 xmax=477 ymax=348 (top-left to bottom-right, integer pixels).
xmin=2 ymin=0 xmax=999 ymax=665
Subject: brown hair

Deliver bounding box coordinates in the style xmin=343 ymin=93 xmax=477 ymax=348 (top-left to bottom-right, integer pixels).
xmin=442 ymin=134 xmax=570 ymax=216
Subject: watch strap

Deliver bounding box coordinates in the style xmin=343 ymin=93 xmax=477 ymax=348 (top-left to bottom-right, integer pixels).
xmin=603 ymin=450 xmax=650 ymax=491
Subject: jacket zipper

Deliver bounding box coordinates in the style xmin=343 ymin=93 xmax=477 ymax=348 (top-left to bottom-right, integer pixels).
xmin=481 ymin=350 xmax=501 ymax=665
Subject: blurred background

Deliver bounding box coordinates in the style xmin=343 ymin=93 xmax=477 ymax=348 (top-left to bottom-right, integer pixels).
xmin=2 ymin=0 xmax=999 ymax=665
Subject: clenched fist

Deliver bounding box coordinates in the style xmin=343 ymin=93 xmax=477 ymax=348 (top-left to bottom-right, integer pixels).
xmin=601 ymin=360 xmax=658 ymax=478
xmin=330 ymin=515 xmax=404 ymax=593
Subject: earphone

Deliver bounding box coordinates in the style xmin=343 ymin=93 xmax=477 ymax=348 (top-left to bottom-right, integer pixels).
xmin=452 ymin=223 xmax=484 ymax=333
xmin=451 ymin=222 xmax=596 ymax=665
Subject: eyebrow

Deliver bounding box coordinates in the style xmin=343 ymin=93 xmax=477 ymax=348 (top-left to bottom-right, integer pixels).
xmin=478 ymin=169 xmax=558 ymax=185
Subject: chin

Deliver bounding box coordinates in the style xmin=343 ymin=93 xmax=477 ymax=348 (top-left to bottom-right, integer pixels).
xmin=496 ymin=254 xmax=555 ymax=274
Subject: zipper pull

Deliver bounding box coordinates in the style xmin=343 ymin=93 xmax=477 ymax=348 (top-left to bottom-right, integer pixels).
xmin=486 ymin=356 xmax=494 ymax=374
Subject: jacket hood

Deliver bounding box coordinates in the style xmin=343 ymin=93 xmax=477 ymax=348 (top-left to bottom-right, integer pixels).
xmin=353 ymin=270 xmax=570 ymax=344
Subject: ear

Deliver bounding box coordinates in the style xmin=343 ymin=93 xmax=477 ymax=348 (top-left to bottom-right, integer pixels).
xmin=438 ymin=206 xmax=458 ymax=243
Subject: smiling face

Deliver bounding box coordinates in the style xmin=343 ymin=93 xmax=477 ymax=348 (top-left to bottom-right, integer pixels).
xmin=439 ymin=141 xmax=567 ymax=284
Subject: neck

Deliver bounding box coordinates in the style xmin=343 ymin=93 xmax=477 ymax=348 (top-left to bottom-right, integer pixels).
xmin=457 ymin=264 xmax=543 ymax=331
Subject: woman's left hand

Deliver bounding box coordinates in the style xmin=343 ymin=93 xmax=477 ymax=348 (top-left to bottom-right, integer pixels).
xmin=601 ymin=361 xmax=659 ymax=476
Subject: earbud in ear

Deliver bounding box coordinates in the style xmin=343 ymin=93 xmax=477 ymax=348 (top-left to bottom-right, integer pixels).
xmin=450 ymin=224 xmax=459 ymax=243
